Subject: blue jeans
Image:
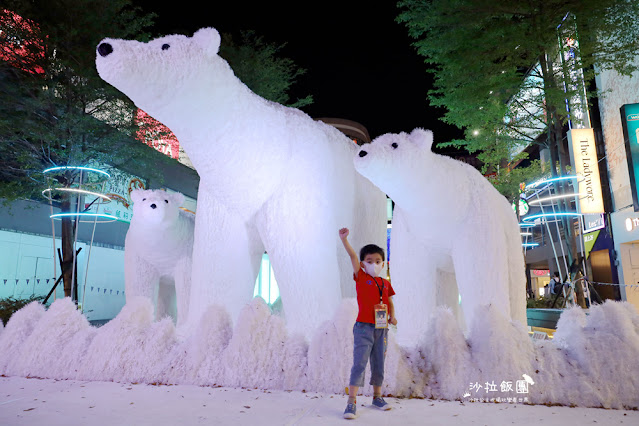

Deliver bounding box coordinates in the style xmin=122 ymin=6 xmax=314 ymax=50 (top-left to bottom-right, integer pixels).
xmin=349 ymin=321 xmax=388 ymax=387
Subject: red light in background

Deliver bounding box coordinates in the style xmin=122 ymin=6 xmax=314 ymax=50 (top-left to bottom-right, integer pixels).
xmin=135 ymin=109 xmax=180 ymax=160
xmin=0 ymin=9 xmax=45 ymax=74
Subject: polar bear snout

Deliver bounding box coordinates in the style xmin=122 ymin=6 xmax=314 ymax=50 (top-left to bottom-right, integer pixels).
xmin=98 ymin=42 xmax=113 ymax=57
xmin=150 ymin=203 xmax=157 ymax=209
xmin=359 ymin=150 xmax=368 ymax=157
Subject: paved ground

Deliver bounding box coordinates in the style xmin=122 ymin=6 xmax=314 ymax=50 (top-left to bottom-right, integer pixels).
xmin=1 ymin=376 xmax=637 ymax=425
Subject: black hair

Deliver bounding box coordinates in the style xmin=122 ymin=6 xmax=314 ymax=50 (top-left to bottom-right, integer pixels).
xmin=359 ymin=244 xmax=385 ymax=262
xmin=553 ymin=272 xmax=560 ymax=278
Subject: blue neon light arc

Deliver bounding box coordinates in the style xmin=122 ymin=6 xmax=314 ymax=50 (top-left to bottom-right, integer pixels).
xmin=43 ymin=166 xmax=110 ymax=178
xmin=519 ymin=223 xmax=535 ymax=227
xmin=522 ymin=212 xmax=582 ymax=222
xmin=527 ymin=175 xmax=579 ymax=189
xmin=50 ymin=213 xmax=117 ymax=220
xmin=522 ymin=243 xmax=540 ymax=248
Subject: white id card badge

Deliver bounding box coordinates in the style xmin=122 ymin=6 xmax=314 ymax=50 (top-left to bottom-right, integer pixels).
xmin=374 ymin=304 xmax=388 ymax=329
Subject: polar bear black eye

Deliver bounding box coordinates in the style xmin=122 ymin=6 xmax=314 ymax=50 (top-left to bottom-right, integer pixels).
xmin=142 ymin=198 xmax=146 ymax=201
xmin=165 ymin=199 xmax=169 ymax=203
xmin=162 ymin=44 xmax=170 ymax=50
xmin=391 ymin=143 xmax=398 ymax=149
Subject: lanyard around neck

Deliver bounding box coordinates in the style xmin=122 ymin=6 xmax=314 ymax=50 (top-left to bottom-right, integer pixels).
xmin=372 ymin=276 xmax=384 ymax=303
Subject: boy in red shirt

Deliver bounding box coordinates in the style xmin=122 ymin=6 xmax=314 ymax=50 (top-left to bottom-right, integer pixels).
xmin=339 ymin=227 xmax=397 ymax=419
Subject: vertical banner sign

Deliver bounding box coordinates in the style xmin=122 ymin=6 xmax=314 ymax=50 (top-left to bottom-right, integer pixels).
xmin=568 ymin=128 xmax=604 ymax=213
xmin=621 ymin=103 xmax=639 ymax=212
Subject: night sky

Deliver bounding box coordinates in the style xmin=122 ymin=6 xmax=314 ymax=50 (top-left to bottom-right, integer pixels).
xmin=131 ymin=1 xmax=463 ymax=147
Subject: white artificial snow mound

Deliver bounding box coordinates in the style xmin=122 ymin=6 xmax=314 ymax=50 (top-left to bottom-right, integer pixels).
xmin=307 ymin=299 xmax=357 ymax=395
xmin=464 ymin=304 xmax=536 ymax=401
xmin=178 ymin=303 xmax=233 ymax=385
xmin=5 ymin=298 xmax=91 ymax=378
xmin=281 ymin=333 xmax=309 ymax=391
xmin=546 ymin=301 xmax=639 ymax=409
xmin=221 ymin=297 xmax=288 ymax=389
xmin=0 ymin=301 xmax=45 ymax=373
xmin=76 ymin=296 xmax=178 ymax=383
xmin=419 ymin=306 xmax=472 ymax=400
xmin=0 ymin=297 xmax=638 ymax=409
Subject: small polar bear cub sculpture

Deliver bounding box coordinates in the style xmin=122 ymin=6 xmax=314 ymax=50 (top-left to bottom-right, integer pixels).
xmin=354 ymin=128 xmax=527 ymax=345
xmin=124 ymin=189 xmax=194 ymax=328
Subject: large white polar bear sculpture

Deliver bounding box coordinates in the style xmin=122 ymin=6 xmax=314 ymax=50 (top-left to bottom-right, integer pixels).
xmin=354 ymin=128 xmax=527 ymax=345
xmin=96 ymin=28 xmax=387 ymax=337
xmin=125 ymin=189 xmax=194 ymax=327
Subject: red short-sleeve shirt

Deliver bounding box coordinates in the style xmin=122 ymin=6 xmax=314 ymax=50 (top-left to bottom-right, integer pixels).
xmin=354 ymin=268 xmax=395 ymax=324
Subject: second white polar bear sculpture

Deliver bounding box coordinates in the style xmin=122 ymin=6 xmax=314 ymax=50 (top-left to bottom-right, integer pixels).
xmin=354 ymin=128 xmax=527 ymax=345
xmin=125 ymin=189 xmax=194 ymax=327
xmin=96 ymin=28 xmax=387 ymax=337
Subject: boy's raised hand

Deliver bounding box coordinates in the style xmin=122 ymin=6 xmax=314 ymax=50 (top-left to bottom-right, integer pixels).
xmin=339 ymin=228 xmax=349 ymax=240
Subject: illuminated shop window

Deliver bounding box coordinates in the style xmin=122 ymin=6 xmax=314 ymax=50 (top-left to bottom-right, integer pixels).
xmin=253 ymin=253 xmax=280 ymax=305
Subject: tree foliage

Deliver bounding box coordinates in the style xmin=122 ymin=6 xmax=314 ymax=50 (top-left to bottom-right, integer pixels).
xmin=488 ymin=159 xmax=545 ymax=205
xmin=397 ymin=0 xmax=639 ymax=269
xmin=0 ymin=0 xmax=158 ymax=203
xmin=397 ymin=0 xmax=639 ymax=173
xmin=220 ymin=30 xmax=313 ymax=109
xmin=0 ymin=0 xmax=158 ymax=299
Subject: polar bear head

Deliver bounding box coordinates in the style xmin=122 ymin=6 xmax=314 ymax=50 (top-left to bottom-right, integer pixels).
xmin=96 ymin=28 xmax=233 ymax=123
xmin=130 ymin=189 xmax=185 ymax=227
xmin=354 ymin=128 xmax=434 ymax=206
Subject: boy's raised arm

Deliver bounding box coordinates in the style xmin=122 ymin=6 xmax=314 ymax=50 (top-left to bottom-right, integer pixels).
xmin=339 ymin=228 xmax=360 ymax=275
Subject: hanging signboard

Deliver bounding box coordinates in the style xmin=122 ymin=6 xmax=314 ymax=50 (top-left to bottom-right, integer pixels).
xmin=84 ymin=166 xmax=146 ymax=223
xmin=621 ymin=103 xmax=639 ymax=212
xmin=582 ymin=212 xmax=605 ymax=234
xmin=568 ymin=128 xmax=604 ymax=214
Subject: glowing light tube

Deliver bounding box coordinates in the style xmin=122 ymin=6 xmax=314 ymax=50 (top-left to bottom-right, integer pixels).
xmin=50 ymin=212 xmax=117 ymax=222
xmin=522 ymin=212 xmax=582 ymax=222
xmin=42 ymin=187 xmax=111 ymax=201
xmin=527 ymin=175 xmax=580 ymax=189
xmin=43 ymin=166 xmax=110 ymax=178
xmin=527 ymin=193 xmax=585 ymax=206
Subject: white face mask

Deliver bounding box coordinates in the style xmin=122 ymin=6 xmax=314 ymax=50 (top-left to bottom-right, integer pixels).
xmin=364 ymin=262 xmax=384 ymax=277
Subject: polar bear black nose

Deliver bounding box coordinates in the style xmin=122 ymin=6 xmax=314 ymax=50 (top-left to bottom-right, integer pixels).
xmin=98 ymin=43 xmax=113 ymax=57
xmin=359 ymin=150 xmax=368 ymax=157
xmin=150 ymin=203 xmax=157 ymax=209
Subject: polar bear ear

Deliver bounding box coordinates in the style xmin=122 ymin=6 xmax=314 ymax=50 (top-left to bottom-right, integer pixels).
xmin=130 ymin=189 xmax=146 ymax=204
xmin=170 ymin=192 xmax=185 ymax=206
xmin=193 ymin=27 xmax=221 ymax=57
xmin=408 ymin=128 xmax=434 ymax=151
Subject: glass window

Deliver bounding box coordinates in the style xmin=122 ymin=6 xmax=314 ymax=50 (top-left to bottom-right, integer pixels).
xmin=253 ymin=252 xmax=280 ymax=305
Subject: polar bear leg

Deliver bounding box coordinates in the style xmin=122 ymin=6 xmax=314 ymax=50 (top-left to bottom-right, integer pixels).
xmin=156 ymin=276 xmax=177 ymax=322
xmin=390 ymin=209 xmax=439 ymax=346
xmin=453 ymin=232 xmax=511 ymax=329
xmin=188 ymin=190 xmax=264 ymax=330
xmin=506 ymin=225 xmax=527 ymax=326
xmin=264 ymin=243 xmax=341 ymax=337
xmin=255 ymin=210 xmax=341 ymax=338
xmin=124 ymin=252 xmax=160 ymax=306
xmin=173 ymin=258 xmax=192 ymax=329
xmin=436 ymin=268 xmax=466 ymax=334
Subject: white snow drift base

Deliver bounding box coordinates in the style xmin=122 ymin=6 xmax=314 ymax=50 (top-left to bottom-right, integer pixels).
xmin=0 ymin=297 xmax=638 ymax=410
